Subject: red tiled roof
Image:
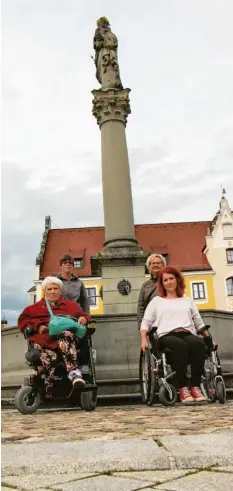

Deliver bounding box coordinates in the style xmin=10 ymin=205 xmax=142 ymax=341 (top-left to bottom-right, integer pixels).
xmin=40 ymin=221 xmax=212 ymax=278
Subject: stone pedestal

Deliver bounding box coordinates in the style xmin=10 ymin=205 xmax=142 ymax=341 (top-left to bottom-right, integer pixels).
xmin=91 ymin=88 xmax=148 ymax=314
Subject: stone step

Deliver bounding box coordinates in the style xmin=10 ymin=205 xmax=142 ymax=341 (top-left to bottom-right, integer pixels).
xmin=2 ymin=373 xmax=233 ymax=408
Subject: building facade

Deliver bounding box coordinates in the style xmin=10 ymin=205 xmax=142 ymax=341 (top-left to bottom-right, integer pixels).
xmin=28 ymin=198 xmax=233 ymax=313
xmin=204 ymin=195 xmax=233 ymax=312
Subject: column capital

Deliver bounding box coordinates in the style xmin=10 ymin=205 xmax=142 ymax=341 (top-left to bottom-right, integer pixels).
xmin=92 ymin=88 xmax=131 ymax=127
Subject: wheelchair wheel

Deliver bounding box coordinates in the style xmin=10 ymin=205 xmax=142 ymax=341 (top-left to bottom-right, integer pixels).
xmin=201 ymin=380 xmax=217 ymax=403
xmin=158 ymin=384 xmax=177 ymax=406
xmin=216 ymin=380 xmax=226 ymax=404
xmin=80 ymin=390 xmax=97 ymax=411
xmin=139 ymin=349 xmax=155 ymax=405
xmin=15 ymin=386 xmax=41 ymax=414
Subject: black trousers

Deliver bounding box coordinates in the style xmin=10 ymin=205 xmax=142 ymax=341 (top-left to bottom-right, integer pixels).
xmin=158 ymin=331 xmax=206 ymax=387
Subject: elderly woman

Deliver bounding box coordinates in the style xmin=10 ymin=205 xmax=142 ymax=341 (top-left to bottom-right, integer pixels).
xmin=137 ymin=254 xmax=166 ymax=329
xmin=18 ymin=276 xmax=89 ymax=397
xmin=140 ymin=266 xmax=213 ymax=403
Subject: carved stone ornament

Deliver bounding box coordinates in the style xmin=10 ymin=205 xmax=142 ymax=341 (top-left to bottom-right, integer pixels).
xmin=92 ymin=88 xmax=131 ymax=127
xmin=117 ymin=279 xmax=132 ymax=296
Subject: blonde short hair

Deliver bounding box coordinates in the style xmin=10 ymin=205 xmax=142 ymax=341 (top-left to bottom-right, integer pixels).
xmin=146 ymin=253 xmax=167 ymax=272
xmin=41 ymin=276 xmax=63 ymax=290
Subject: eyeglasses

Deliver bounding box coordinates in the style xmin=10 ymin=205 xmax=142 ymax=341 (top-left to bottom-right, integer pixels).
xmin=62 ymin=260 xmax=73 ymax=265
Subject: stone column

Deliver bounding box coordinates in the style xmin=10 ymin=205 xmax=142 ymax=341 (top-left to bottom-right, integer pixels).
xmin=91 ymin=88 xmax=148 ymax=314
xmin=92 ymin=88 xmax=138 ymax=248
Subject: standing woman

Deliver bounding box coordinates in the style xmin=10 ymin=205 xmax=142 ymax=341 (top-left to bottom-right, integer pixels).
xmin=137 ymin=254 xmax=166 ymax=330
xmin=140 ymin=266 xmax=211 ymax=403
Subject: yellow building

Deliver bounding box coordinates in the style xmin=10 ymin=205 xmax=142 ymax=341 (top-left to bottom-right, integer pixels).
xmin=204 ymin=194 xmax=233 ymax=312
xmin=184 ymin=272 xmax=216 ymax=310
xmin=82 ymin=277 xmax=103 ymax=315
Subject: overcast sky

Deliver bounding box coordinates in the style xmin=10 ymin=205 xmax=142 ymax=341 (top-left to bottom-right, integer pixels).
xmin=2 ymin=0 xmax=233 ymax=325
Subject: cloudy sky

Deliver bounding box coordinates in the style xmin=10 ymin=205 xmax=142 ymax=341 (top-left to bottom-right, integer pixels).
xmin=2 ymin=0 xmax=233 ymax=324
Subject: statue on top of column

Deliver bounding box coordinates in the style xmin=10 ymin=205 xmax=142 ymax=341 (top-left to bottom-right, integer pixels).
xmin=93 ymin=17 xmax=123 ymax=91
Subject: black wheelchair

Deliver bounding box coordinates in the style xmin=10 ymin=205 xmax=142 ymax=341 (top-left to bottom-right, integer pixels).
xmin=139 ymin=326 xmax=226 ymax=406
xmin=15 ymin=320 xmax=98 ymax=414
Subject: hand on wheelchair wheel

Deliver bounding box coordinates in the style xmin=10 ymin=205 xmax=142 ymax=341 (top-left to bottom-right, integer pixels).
xmin=141 ymin=340 xmax=149 ymax=351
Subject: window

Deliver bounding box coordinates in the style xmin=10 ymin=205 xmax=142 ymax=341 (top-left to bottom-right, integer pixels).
xmin=86 ymin=287 xmax=97 ymax=306
xmin=192 ymin=282 xmax=206 ymax=300
xmin=226 ymin=249 xmax=233 ymax=264
xmin=73 ymin=258 xmax=83 ymax=268
xmin=226 ymin=277 xmax=233 ymax=296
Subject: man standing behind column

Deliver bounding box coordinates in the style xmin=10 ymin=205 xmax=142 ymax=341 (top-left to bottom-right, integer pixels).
xmin=57 ymin=255 xmax=90 ymax=314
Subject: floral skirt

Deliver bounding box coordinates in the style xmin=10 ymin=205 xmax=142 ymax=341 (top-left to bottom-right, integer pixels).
xmin=34 ymin=331 xmax=78 ymax=397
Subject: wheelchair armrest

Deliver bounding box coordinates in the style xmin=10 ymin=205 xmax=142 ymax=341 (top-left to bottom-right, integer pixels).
xmin=24 ymin=326 xmax=35 ymax=339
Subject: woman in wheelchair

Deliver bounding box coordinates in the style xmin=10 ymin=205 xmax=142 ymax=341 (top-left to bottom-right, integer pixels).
xmin=140 ymin=266 xmax=215 ymax=404
xmin=18 ymin=276 xmax=89 ymax=398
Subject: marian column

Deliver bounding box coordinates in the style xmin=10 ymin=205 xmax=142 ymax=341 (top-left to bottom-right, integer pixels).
xmin=91 ymin=17 xmax=148 ymax=314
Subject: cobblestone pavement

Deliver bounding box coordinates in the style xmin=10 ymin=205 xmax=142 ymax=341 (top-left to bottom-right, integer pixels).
xmin=2 ymin=401 xmax=233 ymax=443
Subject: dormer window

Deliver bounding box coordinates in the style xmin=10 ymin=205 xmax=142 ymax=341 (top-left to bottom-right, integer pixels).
xmin=226 ymin=249 xmax=233 ymax=264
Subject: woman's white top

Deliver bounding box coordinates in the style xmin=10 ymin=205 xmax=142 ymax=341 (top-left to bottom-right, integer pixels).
xmin=140 ymin=296 xmax=205 ymax=338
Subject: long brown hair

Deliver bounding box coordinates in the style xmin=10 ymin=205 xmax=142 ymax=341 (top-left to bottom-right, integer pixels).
xmin=157 ymin=266 xmax=185 ymax=297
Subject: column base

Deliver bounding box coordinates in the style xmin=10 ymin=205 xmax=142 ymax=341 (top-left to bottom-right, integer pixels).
xmin=91 ymin=246 xmax=149 ymax=314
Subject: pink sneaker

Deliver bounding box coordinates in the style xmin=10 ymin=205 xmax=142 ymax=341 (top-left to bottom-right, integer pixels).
xmin=179 ymin=387 xmax=194 ymax=403
xmin=191 ymin=386 xmax=208 ymax=402
xmin=68 ymin=369 xmax=85 ymax=387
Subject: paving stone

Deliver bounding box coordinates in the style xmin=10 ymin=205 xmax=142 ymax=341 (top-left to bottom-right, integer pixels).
xmin=156 ymin=470 xmax=233 ymax=490
xmin=160 ymin=430 xmax=233 ymax=468
xmin=115 ymin=469 xmax=195 ymax=484
xmin=2 ymin=473 xmax=97 ymax=489
xmin=1 ymin=438 xmax=169 ymax=476
xmin=52 ymin=475 xmax=154 ymax=491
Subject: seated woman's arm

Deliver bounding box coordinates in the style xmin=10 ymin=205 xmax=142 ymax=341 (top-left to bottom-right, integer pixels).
xmin=73 ymin=304 xmax=90 ymax=325
xmin=190 ymin=299 xmax=206 ymax=333
xmin=18 ymin=305 xmax=46 ymax=333
xmin=190 ymin=300 xmax=215 ymax=346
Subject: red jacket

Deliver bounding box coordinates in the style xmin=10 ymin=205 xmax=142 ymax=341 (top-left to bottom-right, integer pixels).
xmin=18 ymin=297 xmax=89 ymax=349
